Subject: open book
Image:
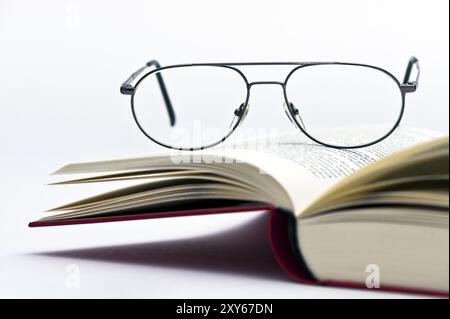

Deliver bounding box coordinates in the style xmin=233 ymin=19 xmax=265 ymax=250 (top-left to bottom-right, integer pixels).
xmin=29 ymin=129 xmax=449 ymax=296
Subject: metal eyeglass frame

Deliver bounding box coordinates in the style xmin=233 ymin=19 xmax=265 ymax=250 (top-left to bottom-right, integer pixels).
xmin=121 ymin=57 xmax=420 ymax=151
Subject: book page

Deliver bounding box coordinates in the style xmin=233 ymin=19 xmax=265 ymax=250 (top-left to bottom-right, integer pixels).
xmin=300 ymin=136 xmax=449 ymax=217
xmin=232 ymin=128 xmax=440 ymax=180
xmin=204 ymin=128 xmax=439 ymax=213
xmin=51 ymin=128 xmax=441 ymax=216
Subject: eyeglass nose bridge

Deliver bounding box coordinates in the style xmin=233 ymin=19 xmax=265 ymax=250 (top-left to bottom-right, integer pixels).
xmin=246 ymin=80 xmax=291 ymax=107
xmin=248 ymin=81 xmax=285 ymax=87
xmin=246 ymin=80 xmax=292 ymax=114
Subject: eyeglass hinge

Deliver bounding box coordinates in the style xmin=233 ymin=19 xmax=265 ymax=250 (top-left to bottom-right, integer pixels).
xmin=120 ymin=84 xmax=135 ymax=95
xmin=400 ymin=83 xmax=417 ymax=93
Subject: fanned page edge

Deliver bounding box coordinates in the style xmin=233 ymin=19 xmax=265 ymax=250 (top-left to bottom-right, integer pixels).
xmin=46 ymin=129 xmax=443 ymax=219
xmin=29 ymin=205 xmax=448 ymax=297
xmin=299 ymin=136 xmax=449 ymax=218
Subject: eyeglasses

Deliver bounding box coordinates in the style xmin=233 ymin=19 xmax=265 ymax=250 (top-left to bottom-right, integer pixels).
xmin=121 ymin=57 xmax=420 ymax=150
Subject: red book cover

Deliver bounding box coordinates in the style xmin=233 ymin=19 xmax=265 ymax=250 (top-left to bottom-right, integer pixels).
xmin=29 ymin=205 xmax=448 ymax=297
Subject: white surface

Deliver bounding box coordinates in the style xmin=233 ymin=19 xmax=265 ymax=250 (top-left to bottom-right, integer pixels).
xmin=0 ymin=0 xmax=448 ymax=298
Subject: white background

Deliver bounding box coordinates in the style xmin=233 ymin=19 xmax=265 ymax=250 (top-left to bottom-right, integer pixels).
xmin=0 ymin=0 xmax=448 ymax=298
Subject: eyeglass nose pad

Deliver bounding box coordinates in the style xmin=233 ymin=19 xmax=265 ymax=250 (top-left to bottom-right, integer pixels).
xmin=229 ymin=103 xmax=249 ymax=129
xmin=282 ymin=101 xmax=295 ymax=125
xmin=283 ymin=102 xmax=307 ymax=131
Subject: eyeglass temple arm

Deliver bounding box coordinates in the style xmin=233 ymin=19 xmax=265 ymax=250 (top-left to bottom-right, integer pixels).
xmin=400 ymin=56 xmax=420 ymax=93
xmin=120 ymin=60 xmax=176 ymax=126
